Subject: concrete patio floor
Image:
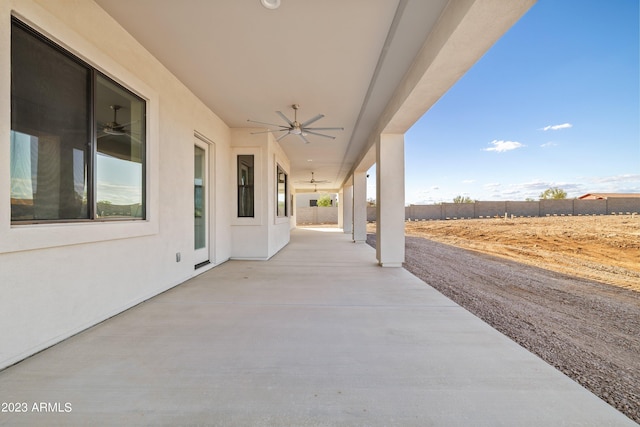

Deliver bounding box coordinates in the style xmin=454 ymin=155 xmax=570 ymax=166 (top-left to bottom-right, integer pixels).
xmin=0 ymin=228 xmax=634 ymax=426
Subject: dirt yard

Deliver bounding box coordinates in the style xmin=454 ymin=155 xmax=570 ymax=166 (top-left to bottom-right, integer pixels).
xmin=366 ymin=215 xmax=640 ymax=423
xmin=403 ymin=215 xmax=640 ymax=292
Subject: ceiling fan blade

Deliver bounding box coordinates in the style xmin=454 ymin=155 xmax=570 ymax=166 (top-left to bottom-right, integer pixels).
xmin=304 ymin=127 xmax=344 ymax=131
xmin=299 ymin=134 xmax=311 ymax=144
xmin=250 ymin=129 xmax=288 ymax=135
xmin=276 ymin=132 xmax=290 ymax=142
xmin=116 ymin=119 xmax=142 ymax=128
xmin=247 ymin=119 xmax=289 ymax=128
xmin=300 ymin=114 xmax=324 ymax=127
xmin=276 ymin=111 xmax=294 ymax=126
xmin=304 ymin=130 xmax=336 ymax=140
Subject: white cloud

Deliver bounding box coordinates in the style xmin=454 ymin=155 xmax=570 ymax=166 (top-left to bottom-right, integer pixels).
xmin=498 ymin=180 xmax=585 ymax=200
xmin=540 ymin=141 xmax=557 ymax=148
xmin=542 ymin=123 xmax=572 ymax=131
xmin=484 ymin=183 xmax=502 ymax=189
xmin=462 ymin=179 xmax=475 ymax=184
xmin=483 ymin=140 xmax=525 ymax=152
xmin=97 ymin=182 xmax=142 ymax=205
xmin=591 ymin=174 xmax=640 ymax=184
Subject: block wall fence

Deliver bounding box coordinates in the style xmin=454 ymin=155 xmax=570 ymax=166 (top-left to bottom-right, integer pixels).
xmin=373 ymin=198 xmax=640 ymax=222
xmin=297 ymin=199 xmax=640 ymax=224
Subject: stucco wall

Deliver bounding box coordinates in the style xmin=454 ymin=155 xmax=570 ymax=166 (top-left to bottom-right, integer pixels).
xmin=0 ymin=0 xmax=240 ymax=368
xmin=229 ymin=130 xmax=291 ymax=260
xmin=295 ymin=193 xmax=338 ymax=208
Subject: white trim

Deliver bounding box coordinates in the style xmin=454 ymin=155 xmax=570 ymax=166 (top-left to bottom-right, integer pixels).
xmin=231 ymin=147 xmax=262 ymax=226
xmin=194 ymin=131 xmax=216 ymax=267
xmin=1 ymin=4 xmax=159 ymax=254
xmin=193 ymin=137 xmax=210 ymax=266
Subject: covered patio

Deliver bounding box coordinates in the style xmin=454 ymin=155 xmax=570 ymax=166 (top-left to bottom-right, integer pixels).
xmin=0 ymin=228 xmax=632 ymax=426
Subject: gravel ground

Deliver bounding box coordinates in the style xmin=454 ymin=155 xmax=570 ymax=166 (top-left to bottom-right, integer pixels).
xmin=367 ymin=233 xmax=640 ymax=424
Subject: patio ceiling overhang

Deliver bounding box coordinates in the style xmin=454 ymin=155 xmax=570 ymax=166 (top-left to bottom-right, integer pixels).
xmin=95 ymin=0 xmax=535 ymax=193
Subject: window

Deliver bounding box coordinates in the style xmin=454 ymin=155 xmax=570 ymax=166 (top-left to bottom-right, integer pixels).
xmin=10 ymin=18 xmax=145 ymax=222
xmin=277 ymin=165 xmax=288 ymax=217
xmin=237 ymin=155 xmax=254 ymax=217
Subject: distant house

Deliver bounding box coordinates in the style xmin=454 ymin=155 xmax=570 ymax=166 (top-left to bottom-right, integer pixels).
xmin=578 ymin=193 xmax=640 ymax=200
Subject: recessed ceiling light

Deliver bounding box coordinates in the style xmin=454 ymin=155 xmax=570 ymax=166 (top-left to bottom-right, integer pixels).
xmin=260 ymin=0 xmax=280 ymax=10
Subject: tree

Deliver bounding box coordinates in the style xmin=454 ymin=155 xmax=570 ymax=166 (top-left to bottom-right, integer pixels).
xmin=539 ymin=187 xmax=567 ymax=200
xmin=316 ymin=194 xmax=333 ymax=207
xmin=453 ymin=195 xmax=473 ymax=203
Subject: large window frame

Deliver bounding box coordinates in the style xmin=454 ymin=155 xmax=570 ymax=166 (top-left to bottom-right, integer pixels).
xmin=237 ymin=155 xmax=255 ymax=218
xmin=10 ymin=17 xmax=146 ymax=224
xmin=276 ymin=164 xmax=288 ymax=218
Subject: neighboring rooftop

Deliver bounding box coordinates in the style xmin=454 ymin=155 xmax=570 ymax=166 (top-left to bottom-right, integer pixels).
xmin=578 ymin=193 xmax=640 ymax=200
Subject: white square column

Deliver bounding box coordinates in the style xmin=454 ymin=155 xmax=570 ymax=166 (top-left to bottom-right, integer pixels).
xmin=352 ymin=171 xmax=367 ymax=243
xmin=376 ymin=133 xmax=405 ymax=267
xmin=343 ymin=184 xmax=353 ymax=234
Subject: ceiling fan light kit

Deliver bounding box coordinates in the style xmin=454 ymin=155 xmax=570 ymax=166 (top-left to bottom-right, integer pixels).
xmin=260 ymin=0 xmax=280 ymax=10
xmin=248 ymin=104 xmax=343 ymax=144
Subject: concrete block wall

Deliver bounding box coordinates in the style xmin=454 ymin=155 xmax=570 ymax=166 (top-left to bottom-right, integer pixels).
xmin=443 ymin=203 xmax=475 ymax=218
xmin=367 ymin=198 xmax=640 ymax=222
xmin=296 ymin=207 xmax=338 ymax=224
xmin=345 ymin=199 xmax=639 ymax=224
xmin=406 ymin=204 xmax=442 ymax=220
xmin=505 ymin=201 xmax=540 ymax=217
xmin=367 ymin=206 xmax=377 ymax=221
xmin=574 ymin=199 xmax=607 ymax=215
xmin=608 ymin=198 xmax=640 ymax=213
xmin=475 ymin=201 xmax=507 ymax=218
xmin=540 ymin=199 xmax=574 ymax=216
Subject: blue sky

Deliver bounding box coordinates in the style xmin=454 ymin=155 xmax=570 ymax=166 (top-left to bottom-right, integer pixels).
xmin=370 ymin=0 xmax=639 ymax=204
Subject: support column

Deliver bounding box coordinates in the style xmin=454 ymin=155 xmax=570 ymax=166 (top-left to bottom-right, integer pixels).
xmin=291 ymin=189 xmax=297 ymax=230
xmin=376 ymin=134 xmax=405 ymax=267
xmin=343 ymin=184 xmax=353 ymax=234
xmin=352 ymin=171 xmax=367 ymax=243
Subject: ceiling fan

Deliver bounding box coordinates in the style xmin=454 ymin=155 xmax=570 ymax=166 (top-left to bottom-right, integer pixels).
xmin=99 ymin=105 xmax=136 ymax=138
xmin=247 ymin=104 xmax=343 ymax=144
xmin=97 ymin=104 xmax=143 ymax=161
xmin=296 ymin=172 xmax=329 ymax=185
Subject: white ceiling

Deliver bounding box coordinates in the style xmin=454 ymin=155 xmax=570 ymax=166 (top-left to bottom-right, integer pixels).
xmin=93 ymin=0 xmax=450 ymax=191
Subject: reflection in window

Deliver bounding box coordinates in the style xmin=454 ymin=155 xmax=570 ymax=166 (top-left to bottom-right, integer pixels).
xmin=95 ymin=75 xmax=145 ymax=218
xmin=194 ymin=145 xmax=206 ymax=250
xmin=277 ymin=165 xmax=288 ymax=217
xmin=10 ymin=18 xmax=145 ymax=222
xmin=238 ymin=155 xmax=254 ymax=217
xmin=10 ymin=20 xmax=89 ymax=221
